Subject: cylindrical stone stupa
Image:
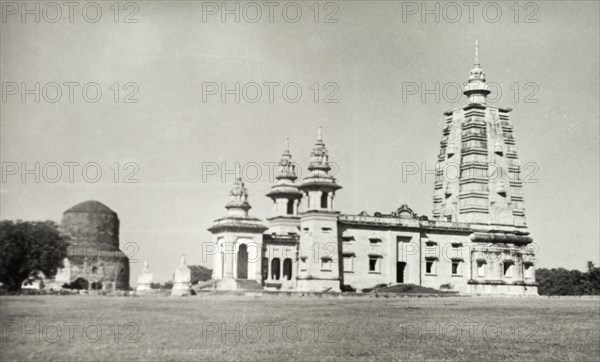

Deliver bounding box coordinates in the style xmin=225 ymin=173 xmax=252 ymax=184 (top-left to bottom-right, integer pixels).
xmin=58 ymin=200 xmax=130 ymax=291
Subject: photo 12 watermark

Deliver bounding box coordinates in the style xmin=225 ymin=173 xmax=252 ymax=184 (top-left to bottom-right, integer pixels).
xmin=1 ymin=161 xmax=140 ymax=184
xmin=401 ymin=161 xmax=540 ymax=185
xmin=67 ymin=241 xmax=141 ymax=264
xmin=201 ymin=82 xmax=339 ymax=104
xmin=401 ymin=1 xmax=540 ymax=24
xmin=1 ymin=1 xmax=140 ymax=23
xmin=200 ymin=161 xmax=340 ymax=183
xmin=398 ymin=321 xmax=599 ymax=345
xmin=200 ymin=240 xmax=539 ymax=265
xmin=1 ymin=321 xmax=140 ymax=343
xmin=401 ymin=81 xmax=540 ymax=104
xmin=398 ymin=321 xmax=539 ymax=343
xmin=1 ymin=82 xmax=140 ymax=104
xmin=200 ymin=321 xmax=339 ymax=343
xmin=200 ymin=1 xmax=340 ymax=24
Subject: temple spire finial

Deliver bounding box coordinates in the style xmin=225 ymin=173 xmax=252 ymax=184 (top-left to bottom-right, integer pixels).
xmin=285 ymin=138 xmax=289 ymax=153
xmin=317 ymin=126 xmax=323 ymax=142
xmin=464 ymin=39 xmax=490 ymax=103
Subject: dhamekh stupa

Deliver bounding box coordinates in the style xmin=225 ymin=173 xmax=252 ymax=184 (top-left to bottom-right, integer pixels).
xmin=51 ymin=200 xmax=130 ymax=291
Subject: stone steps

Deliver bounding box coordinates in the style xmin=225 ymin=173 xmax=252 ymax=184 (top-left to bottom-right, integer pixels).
xmin=194 ymin=279 xmax=264 ymax=291
xmin=235 ymin=279 xmax=263 ymax=290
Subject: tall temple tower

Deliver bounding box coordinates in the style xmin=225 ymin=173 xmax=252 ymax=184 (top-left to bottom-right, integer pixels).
xmin=433 ymin=41 xmax=527 ymax=228
xmin=266 ymin=139 xmax=303 ymax=236
xmin=208 ymin=178 xmax=267 ymax=290
xmin=429 ymin=43 xmax=536 ymax=295
xmin=297 ymin=128 xmax=342 ymax=292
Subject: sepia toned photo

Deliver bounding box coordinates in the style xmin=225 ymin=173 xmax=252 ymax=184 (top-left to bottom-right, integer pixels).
xmin=1 ymin=1 xmax=599 ymax=361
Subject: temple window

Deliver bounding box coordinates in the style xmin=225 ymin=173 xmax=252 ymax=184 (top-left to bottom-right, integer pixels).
xmin=321 ymin=192 xmax=328 ymax=208
xmin=425 ymin=260 xmax=436 ymax=274
xmin=369 ymin=257 xmax=380 ymax=272
xmin=451 ymin=262 xmax=460 ymax=275
xmin=343 ymin=255 xmax=354 ymax=272
xmin=286 ymin=200 xmax=294 ymax=215
xmin=321 ymin=257 xmax=332 ymax=271
xmin=300 ymin=257 xmax=307 ymax=272
xmin=477 ymin=261 xmax=486 ymax=277
xmin=503 ymin=262 xmax=513 ymax=277
xmin=322 ymin=227 xmax=332 ymax=233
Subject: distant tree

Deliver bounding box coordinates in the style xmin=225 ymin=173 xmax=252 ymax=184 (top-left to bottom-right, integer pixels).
xmin=536 ymin=262 xmax=600 ymax=295
xmin=188 ymin=265 xmax=212 ymax=285
xmin=0 ymin=220 xmax=69 ymax=291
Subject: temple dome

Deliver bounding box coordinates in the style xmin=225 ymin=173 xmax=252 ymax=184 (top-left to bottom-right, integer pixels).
xmin=60 ymin=200 xmax=120 ymax=249
xmin=65 ymin=200 xmax=116 ymax=215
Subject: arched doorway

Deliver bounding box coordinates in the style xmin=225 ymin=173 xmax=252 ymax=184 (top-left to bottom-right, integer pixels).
xmin=237 ymin=244 xmax=248 ymax=279
xmin=283 ymin=258 xmax=292 ymax=280
xmin=271 ymin=258 xmax=281 ymax=280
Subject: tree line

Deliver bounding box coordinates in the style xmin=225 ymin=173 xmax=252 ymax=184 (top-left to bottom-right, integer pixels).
xmin=535 ymin=262 xmax=600 ymax=295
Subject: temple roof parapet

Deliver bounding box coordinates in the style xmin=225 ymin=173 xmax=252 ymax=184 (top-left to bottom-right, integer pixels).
xmin=338 ymin=213 xmax=530 ymax=240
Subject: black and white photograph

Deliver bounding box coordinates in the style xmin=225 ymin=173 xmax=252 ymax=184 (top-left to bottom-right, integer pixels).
xmin=0 ymin=0 xmax=599 ymax=361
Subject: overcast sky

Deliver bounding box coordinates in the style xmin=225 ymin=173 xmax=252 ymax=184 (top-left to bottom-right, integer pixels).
xmin=1 ymin=1 xmax=598 ymax=283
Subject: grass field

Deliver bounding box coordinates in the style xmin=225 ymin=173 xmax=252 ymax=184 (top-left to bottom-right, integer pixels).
xmin=1 ymin=294 xmax=599 ymax=361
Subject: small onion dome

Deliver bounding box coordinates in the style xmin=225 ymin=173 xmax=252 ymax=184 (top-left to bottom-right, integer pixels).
xmin=307 ymin=127 xmax=331 ymax=174
xmin=266 ymin=183 xmax=303 ymax=199
xmin=276 ymin=138 xmax=298 ymax=182
xmin=300 ymin=127 xmax=342 ymax=191
xmin=267 ymin=139 xmax=303 ymax=200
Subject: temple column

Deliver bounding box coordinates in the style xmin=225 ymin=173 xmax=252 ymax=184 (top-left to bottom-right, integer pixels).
xmin=278 ymin=258 xmax=282 ymax=280
xmin=495 ymin=259 xmax=503 ymax=280
xmin=514 ymin=255 xmax=523 ymax=281
xmin=214 ymin=248 xmax=222 ymax=279
xmin=267 ymin=257 xmax=272 ymax=281
xmin=224 ymin=240 xmax=235 ymax=279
